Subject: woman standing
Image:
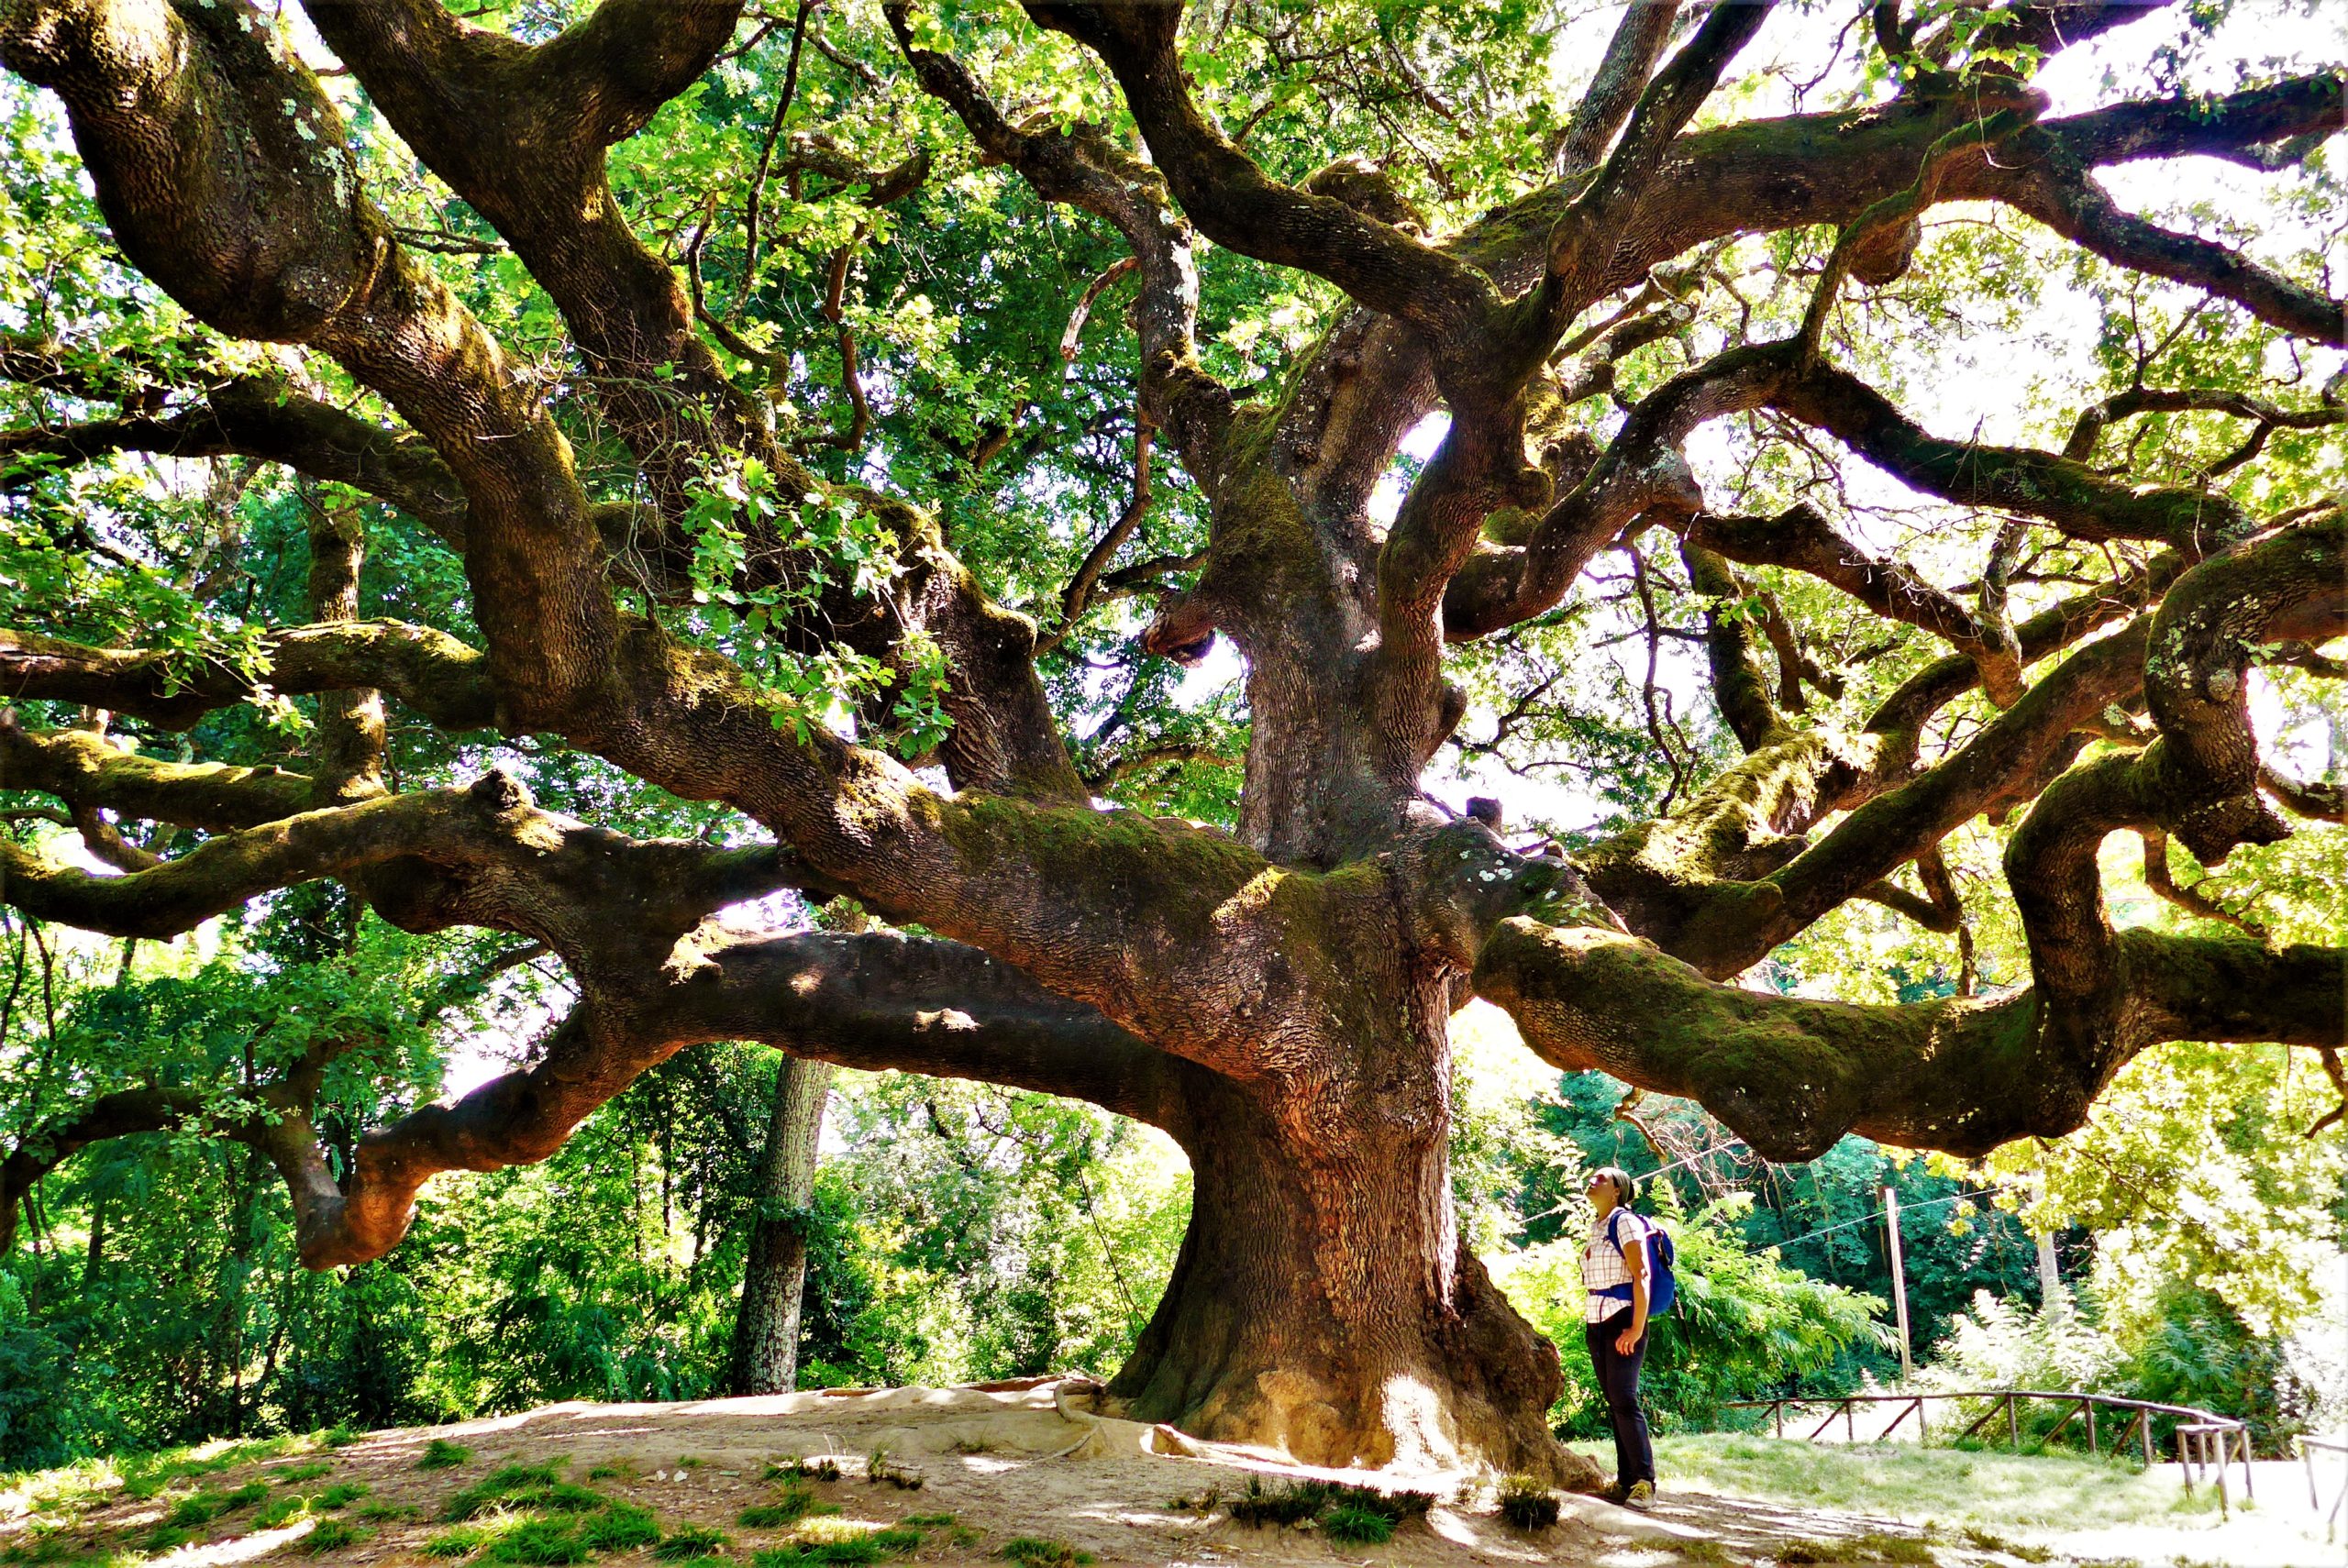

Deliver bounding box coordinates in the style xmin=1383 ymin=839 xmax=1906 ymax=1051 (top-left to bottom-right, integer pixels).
xmin=1581 ymin=1165 xmax=1656 ymax=1508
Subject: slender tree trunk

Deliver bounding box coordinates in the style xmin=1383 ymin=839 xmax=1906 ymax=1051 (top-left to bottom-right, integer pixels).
xmin=726 ymin=1055 xmax=834 ymax=1396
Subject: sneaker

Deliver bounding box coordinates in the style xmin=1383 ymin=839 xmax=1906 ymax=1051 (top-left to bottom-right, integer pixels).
xmin=1623 ymin=1480 xmax=1655 ymax=1511
xmin=1601 ymin=1479 xmax=1630 ymax=1504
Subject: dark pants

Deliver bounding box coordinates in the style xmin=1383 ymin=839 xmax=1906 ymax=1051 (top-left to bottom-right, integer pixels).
xmin=1586 ymin=1308 xmax=1654 ymax=1487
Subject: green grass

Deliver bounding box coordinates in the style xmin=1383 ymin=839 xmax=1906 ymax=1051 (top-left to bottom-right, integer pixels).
xmin=254 ymin=1495 xmax=307 ymax=1529
xmin=742 ymin=1520 xmax=933 ymax=1565
xmin=1774 ymin=1534 xmax=1937 ymax=1565
xmin=578 ymin=1503 xmax=663 ymax=1552
xmin=1584 ymin=1433 xmax=2223 ymax=1534
xmin=1321 ymin=1503 xmax=1396 ymax=1543
xmin=420 ymin=1439 xmax=476 ymax=1471
xmin=994 ymin=1540 xmax=1092 ymax=1567
xmin=425 ymin=1500 xmax=662 ymax=1564
xmin=651 ymin=1525 xmax=729 ymax=1561
xmin=275 ymin=1461 xmax=335 ymax=1485
xmin=737 ymin=1488 xmax=840 ymax=1528
xmin=297 ymin=1518 xmax=370 ymax=1554
xmin=426 ymin=1523 xmax=494 ymax=1558
xmin=314 ymin=1481 xmax=369 ymax=1510
xmin=444 ymin=1462 xmax=604 ymax=1521
xmin=484 ymin=1517 xmax=595 ymax=1565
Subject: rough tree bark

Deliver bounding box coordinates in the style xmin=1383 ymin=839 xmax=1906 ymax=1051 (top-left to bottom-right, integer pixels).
xmin=1 ymin=0 xmax=2342 ymax=1488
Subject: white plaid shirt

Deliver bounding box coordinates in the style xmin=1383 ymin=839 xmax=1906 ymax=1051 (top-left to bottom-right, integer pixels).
xmin=1582 ymin=1209 xmax=1650 ymax=1324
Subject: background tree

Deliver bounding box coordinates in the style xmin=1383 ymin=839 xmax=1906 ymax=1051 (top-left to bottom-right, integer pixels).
xmin=1 ymin=0 xmax=2342 ymax=1485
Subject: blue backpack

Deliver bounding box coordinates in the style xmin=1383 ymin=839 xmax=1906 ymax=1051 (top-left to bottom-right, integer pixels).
xmin=1602 ymin=1208 xmax=1678 ymax=1317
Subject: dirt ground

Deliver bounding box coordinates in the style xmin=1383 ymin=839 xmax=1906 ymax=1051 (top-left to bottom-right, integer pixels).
xmin=0 ymin=1380 xmax=2221 ymax=1567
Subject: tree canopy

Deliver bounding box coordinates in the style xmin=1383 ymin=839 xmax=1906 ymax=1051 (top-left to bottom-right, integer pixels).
xmin=1 ymin=0 xmax=2342 ymax=1483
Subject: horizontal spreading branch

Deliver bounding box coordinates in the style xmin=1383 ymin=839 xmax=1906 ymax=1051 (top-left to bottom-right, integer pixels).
xmin=1475 ymin=916 xmax=2344 ymax=1161
xmin=164 ymin=927 xmax=1186 ymax=1270
xmin=0 ymin=354 xmax=474 ymax=550
xmin=0 ymin=622 xmax=495 ymax=733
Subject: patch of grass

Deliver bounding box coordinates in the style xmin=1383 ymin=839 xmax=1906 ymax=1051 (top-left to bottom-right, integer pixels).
xmin=298 ymin=1518 xmax=370 ymax=1554
xmin=585 ymin=1463 xmax=630 ymax=1482
xmin=138 ymin=1527 xmax=189 ymax=1554
xmin=1321 ymin=1504 xmax=1396 ymax=1544
xmin=947 ymin=1438 xmax=993 ymax=1455
xmin=275 ymin=1461 xmax=335 ymax=1485
xmin=426 ymin=1525 xmax=492 ymax=1559
xmin=652 ymin=1525 xmax=730 ymax=1561
xmin=445 ymin=1462 xmax=604 ymax=1521
xmin=253 ymin=1495 xmax=307 ymax=1529
xmin=1678 ymin=1543 xmax=1732 ymax=1564
xmin=1605 ymin=1434 xmax=2221 ymax=1535
xmin=420 ymin=1439 xmax=476 ymax=1471
xmin=315 ymin=1481 xmax=369 ymax=1510
xmin=1956 ymin=1528 xmax=2050 ymax=1561
xmin=994 ymin=1540 xmax=1092 ymax=1567
xmin=1773 ymin=1536 xmax=1935 ymax=1566
xmin=484 ymin=1517 xmax=595 ymax=1565
xmin=317 ymin=1426 xmax=364 ymax=1449
xmin=1228 ymin=1475 xmax=1433 ymax=1532
xmin=1497 ymin=1474 xmax=1560 ymax=1532
xmin=163 ymin=1482 xmax=267 ymax=1529
xmin=901 ymin=1513 xmax=956 ymax=1528
xmin=360 ymin=1501 xmax=421 ymax=1522
xmin=675 ymin=1456 xmax=706 ymax=1472
xmin=738 ymin=1487 xmax=838 ymax=1528
xmin=1227 ymin=1477 xmax=1321 ymax=1526
xmin=578 ymin=1503 xmax=663 ymax=1552
xmin=748 ymin=1537 xmax=899 ymax=1565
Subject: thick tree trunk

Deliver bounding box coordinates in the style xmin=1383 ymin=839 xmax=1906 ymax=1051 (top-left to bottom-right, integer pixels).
xmin=1110 ymin=1026 xmax=1591 ymax=1485
xmin=726 ymin=1055 xmax=833 ymax=1396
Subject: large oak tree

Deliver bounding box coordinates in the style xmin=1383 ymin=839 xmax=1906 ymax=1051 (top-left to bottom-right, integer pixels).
xmin=1 ymin=0 xmax=2342 ymax=1484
